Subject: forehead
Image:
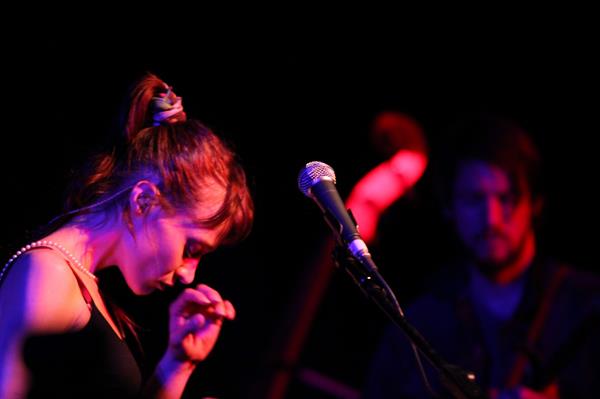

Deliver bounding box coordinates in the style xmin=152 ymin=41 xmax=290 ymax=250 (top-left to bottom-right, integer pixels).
xmin=187 ymin=181 xmax=227 ymax=220
xmin=454 ymin=161 xmax=512 ymax=194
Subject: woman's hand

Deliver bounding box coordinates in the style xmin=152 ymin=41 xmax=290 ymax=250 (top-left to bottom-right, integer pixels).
xmin=148 ymin=284 xmax=236 ymax=398
xmin=166 ymin=284 xmax=236 ymax=364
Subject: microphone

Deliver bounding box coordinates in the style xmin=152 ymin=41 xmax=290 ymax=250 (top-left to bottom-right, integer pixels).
xmin=297 ymin=161 xmax=372 ymax=262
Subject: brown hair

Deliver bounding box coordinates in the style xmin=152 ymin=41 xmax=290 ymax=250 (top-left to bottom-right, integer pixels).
xmin=65 ymin=73 xmax=253 ymax=245
xmin=58 ymin=73 xmax=254 ymax=342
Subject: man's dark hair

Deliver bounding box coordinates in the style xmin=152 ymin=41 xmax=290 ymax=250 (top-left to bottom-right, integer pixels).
xmin=433 ymin=112 xmax=543 ymax=205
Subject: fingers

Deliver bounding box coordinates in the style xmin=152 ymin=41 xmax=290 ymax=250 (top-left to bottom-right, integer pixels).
xmin=195 ymin=284 xmax=221 ymax=302
xmin=194 ymin=284 xmax=236 ymax=320
xmin=172 ymin=313 xmax=208 ymax=342
xmin=167 ymin=285 xmax=236 ymax=364
xmin=170 ymin=288 xmax=212 ymax=317
xmin=170 ymin=285 xmax=236 ymax=321
xmin=223 ymin=300 xmax=236 ymax=320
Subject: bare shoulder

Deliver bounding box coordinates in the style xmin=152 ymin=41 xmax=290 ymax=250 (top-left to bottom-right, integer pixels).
xmin=0 ymin=249 xmax=89 ymax=335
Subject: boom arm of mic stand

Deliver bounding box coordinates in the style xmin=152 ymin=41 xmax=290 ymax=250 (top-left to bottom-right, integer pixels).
xmin=332 ymin=247 xmax=488 ymax=399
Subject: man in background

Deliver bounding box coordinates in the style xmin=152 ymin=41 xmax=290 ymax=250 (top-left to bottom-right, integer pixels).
xmin=364 ymin=114 xmax=600 ymax=398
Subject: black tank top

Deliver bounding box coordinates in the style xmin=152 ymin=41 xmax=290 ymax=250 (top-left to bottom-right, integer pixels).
xmin=23 ymin=303 xmax=142 ymax=398
xmin=4 ymin=246 xmax=143 ymax=398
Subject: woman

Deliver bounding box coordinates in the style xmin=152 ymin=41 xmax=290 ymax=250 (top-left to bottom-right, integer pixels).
xmin=0 ymin=73 xmax=254 ymax=398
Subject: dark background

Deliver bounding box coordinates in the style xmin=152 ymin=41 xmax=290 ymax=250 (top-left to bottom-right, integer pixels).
xmin=2 ymin=23 xmax=598 ymax=398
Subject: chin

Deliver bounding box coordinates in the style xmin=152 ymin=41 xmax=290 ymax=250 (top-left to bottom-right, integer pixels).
xmin=128 ymin=280 xmax=155 ymax=296
xmin=475 ymin=244 xmax=509 ymax=263
xmin=475 ymin=251 xmax=513 ymax=273
xmin=139 ymin=286 xmax=157 ymax=296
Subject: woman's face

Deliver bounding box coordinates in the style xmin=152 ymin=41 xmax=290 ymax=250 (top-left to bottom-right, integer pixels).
xmin=121 ymin=187 xmax=226 ymax=295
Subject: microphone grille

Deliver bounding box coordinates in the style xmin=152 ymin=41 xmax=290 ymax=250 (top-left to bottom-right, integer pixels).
xmin=297 ymin=161 xmax=337 ymax=196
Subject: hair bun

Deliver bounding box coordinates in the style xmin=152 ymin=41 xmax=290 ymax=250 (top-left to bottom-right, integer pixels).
xmin=151 ymin=85 xmax=187 ymax=125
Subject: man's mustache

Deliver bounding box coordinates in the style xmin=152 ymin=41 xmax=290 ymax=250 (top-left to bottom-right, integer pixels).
xmin=476 ymin=229 xmax=507 ymax=242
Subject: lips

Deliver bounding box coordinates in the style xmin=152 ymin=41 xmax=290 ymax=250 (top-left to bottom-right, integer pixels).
xmin=478 ymin=229 xmax=505 ymax=240
xmin=156 ymin=281 xmax=174 ymax=291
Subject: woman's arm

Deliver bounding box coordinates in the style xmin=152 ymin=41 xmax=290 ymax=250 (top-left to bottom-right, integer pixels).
xmin=142 ymin=284 xmax=236 ymax=399
xmin=0 ymin=250 xmax=88 ymax=397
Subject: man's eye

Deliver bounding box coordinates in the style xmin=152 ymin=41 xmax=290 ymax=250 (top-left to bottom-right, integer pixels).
xmin=459 ymin=193 xmax=483 ymax=206
xmin=499 ymin=193 xmax=517 ymax=207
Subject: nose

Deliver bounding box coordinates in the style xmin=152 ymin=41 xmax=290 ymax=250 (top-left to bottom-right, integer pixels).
xmin=175 ymin=259 xmax=199 ymax=285
xmin=483 ymin=196 xmax=504 ymax=229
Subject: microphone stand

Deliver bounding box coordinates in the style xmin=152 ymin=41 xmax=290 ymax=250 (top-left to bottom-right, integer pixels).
xmin=331 ymin=232 xmax=488 ymax=399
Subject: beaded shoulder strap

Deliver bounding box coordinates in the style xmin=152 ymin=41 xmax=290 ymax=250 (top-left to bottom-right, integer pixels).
xmin=1 ymin=241 xmax=93 ymax=306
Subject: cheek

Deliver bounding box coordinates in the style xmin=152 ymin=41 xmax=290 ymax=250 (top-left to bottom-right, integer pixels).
xmin=453 ymin=206 xmax=480 ymax=240
xmin=150 ymin=220 xmax=187 ymax=273
xmin=156 ymin=235 xmax=184 ymax=272
xmin=507 ymin=207 xmax=533 ymax=244
xmin=131 ymin=223 xmax=176 ymax=278
xmin=132 ymin=215 xmax=190 ymax=284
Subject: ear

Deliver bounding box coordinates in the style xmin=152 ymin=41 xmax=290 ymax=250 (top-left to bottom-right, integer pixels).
xmin=129 ymin=180 xmax=161 ymax=217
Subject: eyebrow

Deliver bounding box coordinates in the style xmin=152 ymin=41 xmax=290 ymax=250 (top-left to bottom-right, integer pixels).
xmin=189 ymin=237 xmax=217 ymax=254
xmin=181 ymin=218 xmax=222 ymax=252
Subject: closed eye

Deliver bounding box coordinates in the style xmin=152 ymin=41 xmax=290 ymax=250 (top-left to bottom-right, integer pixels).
xmin=184 ymin=242 xmax=204 ymax=259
